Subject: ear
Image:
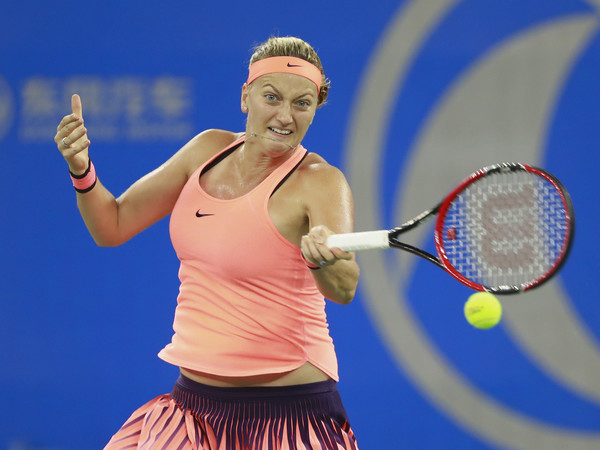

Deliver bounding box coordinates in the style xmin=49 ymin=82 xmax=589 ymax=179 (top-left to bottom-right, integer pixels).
xmin=241 ymin=83 xmax=249 ymax=114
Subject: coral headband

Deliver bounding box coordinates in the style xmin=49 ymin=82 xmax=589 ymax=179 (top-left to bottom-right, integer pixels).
xmin=247 ymin=56 xmax=322 ymax=93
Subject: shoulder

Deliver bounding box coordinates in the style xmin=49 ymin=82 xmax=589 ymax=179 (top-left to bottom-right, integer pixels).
xmin=176 ymin=129 xmax=243 ymax=176
xmin=286 ymin=151 xmax=353 ymax=208
xmin=292 ymin=151 xmax=354 ymax=233
xmin=189 ymin=128 xmax=243 ymax=147
xmin=185 ymin=129 xmax=242 ymax=159
xmin=296 ymin=152 xmax=349 ymax=191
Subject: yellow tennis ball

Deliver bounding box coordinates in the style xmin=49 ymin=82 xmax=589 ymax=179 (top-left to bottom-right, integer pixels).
xmin=464 ymin=292 xmax=502 ymax=329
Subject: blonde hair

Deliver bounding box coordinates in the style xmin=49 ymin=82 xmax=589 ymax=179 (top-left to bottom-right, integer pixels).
xmin=249 ymin=36 xmax=330 ymax=107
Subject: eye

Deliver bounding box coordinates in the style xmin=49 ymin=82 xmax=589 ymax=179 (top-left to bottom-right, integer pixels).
xmin=297 ymin=99 xmax=311 ymax=109
xmin=265 ymin=93 xmax=277 ymax=102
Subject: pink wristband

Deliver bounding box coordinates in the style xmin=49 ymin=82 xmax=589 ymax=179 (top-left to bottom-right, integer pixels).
xmin=70 ymin=159 xmax=97 ymax=193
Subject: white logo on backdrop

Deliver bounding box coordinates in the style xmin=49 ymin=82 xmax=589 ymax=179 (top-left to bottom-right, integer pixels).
xmin=345 ymin=0 xmax=600 ymax=448
xmin=18 ymin=76 xmax=194 ymax=143
xmin=0 ymin=76 xmax=15 ymax=141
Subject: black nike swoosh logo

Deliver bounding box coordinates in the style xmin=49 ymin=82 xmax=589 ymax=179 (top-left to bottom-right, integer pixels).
xmin=287 ymin=62 xmax=302 ymax=67
xmin=196 ymin=210 xmax=215 ymax=218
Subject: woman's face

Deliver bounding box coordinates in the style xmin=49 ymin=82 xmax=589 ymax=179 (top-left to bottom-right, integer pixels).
xmin=242 ymin=73 xmax=318 ymax=154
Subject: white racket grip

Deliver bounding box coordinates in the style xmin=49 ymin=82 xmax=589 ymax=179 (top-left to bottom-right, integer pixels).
xmin=326 ymin=230 xmax=390 ymax=252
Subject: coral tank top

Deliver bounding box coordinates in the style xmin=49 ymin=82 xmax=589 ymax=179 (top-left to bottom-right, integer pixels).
xmin=158 ymin=136 xmax=339 ymax=380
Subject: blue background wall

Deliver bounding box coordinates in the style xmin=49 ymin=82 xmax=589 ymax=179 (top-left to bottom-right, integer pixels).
xmin=1 ymin=1 xmax=599 ymax=448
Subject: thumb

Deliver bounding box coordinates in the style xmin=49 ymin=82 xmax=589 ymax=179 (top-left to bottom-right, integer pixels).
xmin=71 ymin=94 xmax=83 ymax=118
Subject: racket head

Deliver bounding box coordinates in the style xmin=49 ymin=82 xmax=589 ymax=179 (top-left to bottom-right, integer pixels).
xmin=434 ymin=163 xmax=575 ymax=294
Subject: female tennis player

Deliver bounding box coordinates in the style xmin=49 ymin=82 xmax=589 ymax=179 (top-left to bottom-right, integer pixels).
xmin=54 ymin=36 xmax=360 ymax=449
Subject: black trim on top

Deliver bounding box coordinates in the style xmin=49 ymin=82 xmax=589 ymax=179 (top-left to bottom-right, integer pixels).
xmin=270 ymin=150 xmax=308 ymax=197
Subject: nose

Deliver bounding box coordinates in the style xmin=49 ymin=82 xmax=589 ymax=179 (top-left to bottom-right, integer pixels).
xmin=275 ymin=102 xmax=293 ymax=124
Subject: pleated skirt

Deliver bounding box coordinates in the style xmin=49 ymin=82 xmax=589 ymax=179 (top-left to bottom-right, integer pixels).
xmin=104 ymin=374 xmax=358 ymax=449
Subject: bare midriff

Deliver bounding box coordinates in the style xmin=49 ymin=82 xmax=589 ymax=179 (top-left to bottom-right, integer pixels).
xmin=180 ymin=362 xmax=330 ymax=387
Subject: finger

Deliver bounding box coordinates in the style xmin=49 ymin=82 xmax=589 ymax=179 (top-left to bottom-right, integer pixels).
xmin=55 ymin=121 xmax=89 ymax=149
xmin=64 ymin=125 xmax=88 ymax=146
xmin=302 ymin=235 xmax=333 ymax=266
xmin=64 ymin=144 xmax=90 ymax=161
xmin=301 ymin=235 xmax=319 ymax=261
xmin=71 ymin=94 xmax=83 ymax=118
xmin=305 ymin=232 xmax=355 ymax=266
xmin=61 ymin=135 xmax=91 ymax=158
xmin=55 ymin=118 xmax=83 ymax=141
xmin=56 ymin=113 xmax=81 ymax=133
xmin=329 ymin=247 xmax=353 ymax=261
xmin=62 ymin=142 xmax=89 ymax=158
xmin=307 ymin=225 xmax=330 ymax=244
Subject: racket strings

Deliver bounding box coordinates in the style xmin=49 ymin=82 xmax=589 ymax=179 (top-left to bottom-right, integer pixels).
xmin=440 ymin=170 xmax=569 ymax=289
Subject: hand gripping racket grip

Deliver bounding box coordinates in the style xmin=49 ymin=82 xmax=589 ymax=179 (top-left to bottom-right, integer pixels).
xmin=326 ymin=230 xmax=390 ymax=252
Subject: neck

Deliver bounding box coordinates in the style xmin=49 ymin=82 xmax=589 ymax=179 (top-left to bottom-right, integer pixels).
xmin=234 ymin=139 xmax=297 ymax=181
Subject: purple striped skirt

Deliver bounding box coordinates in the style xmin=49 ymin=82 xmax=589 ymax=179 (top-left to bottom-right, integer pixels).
xmin=104 ymin=374 xmax=359 ymax=449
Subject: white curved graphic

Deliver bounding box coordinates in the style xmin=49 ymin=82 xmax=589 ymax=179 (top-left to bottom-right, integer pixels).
xmin=397 ymin=12 xmax=600 ymax=402
xmin=345 ymin=0 xmax=600 ymax=448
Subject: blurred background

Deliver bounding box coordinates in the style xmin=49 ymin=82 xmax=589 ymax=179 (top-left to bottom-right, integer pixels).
xmin=1 ymin=0 xmax=599 ymax=448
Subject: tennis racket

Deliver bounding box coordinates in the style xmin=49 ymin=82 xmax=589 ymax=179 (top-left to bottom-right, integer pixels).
xmin=327 ymin=163 xmax=575 ymax=294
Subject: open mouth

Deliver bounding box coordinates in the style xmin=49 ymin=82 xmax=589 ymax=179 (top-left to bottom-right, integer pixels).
xmin=269 ymin=127 xmax=292 ymax=136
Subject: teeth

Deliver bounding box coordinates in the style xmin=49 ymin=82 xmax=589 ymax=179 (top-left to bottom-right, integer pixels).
xmin=270 ymin=127 xmax=292 ymax=135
